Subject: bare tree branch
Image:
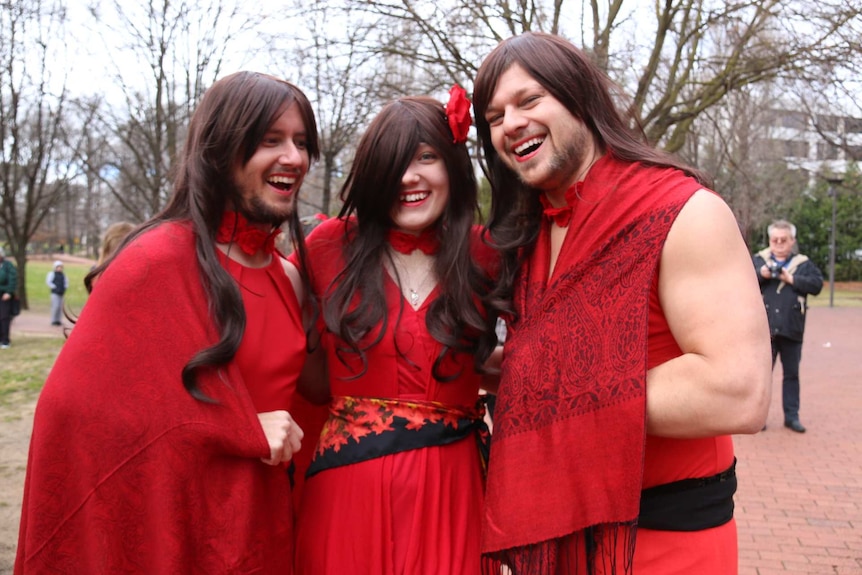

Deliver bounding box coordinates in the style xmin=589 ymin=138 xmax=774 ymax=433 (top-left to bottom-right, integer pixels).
xmin=1 ymin=0 xmax=77 ymax=307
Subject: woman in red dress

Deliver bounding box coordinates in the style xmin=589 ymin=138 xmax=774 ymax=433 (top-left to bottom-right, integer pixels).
xmin=293 ymin=90 xmax=502 ymax=575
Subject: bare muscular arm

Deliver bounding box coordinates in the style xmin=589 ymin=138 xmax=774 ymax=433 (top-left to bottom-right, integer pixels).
xmin=646 ymin=190 xmax=772 ymax=437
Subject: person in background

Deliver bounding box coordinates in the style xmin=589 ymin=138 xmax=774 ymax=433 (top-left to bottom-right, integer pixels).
xmin=45 ymin=260 xmax=68 ymax=326
xmin=753 ymin=219 xmax=823 ymax=433
xmin=0 ymin=247 xmax=17 ymax=349
xmin=16 ymin=71 xmax=317 ymax=574
xmin=98 ymin=221 xmax=136 ymax=266
xmin=471 ymin=32 xmax=772 ymax=574
xmin=87 ymin=221 xmax=137 ymax=288
xmin=293 ymin=90 xmax=502 ymax=575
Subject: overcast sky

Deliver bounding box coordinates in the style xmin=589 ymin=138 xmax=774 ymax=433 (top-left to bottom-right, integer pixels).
xmin=60 ymin=0 xmax=282 ymax=105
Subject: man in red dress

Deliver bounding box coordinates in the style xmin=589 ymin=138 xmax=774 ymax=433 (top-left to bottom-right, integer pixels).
xmin=15 ymin=72 xmax=318 ymax=574
xmin=472 ymin=33 xmax=772 ymax=574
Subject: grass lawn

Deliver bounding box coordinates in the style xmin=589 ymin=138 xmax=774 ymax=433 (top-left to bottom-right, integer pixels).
xmin=15 ymin=259 xmax=861 ymax=311
xmin=0 ymin=336 xmax=64 ymax=409
xmin=809 ymin=282 xmax=862 ymax=307
xmin=23 ymin=260 xmax=91 ymax=315
xmin=0 ymin=260 xmax=87 ymax=409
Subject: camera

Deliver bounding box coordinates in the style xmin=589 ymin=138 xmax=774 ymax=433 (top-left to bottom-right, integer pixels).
xmin=767 ymin=262 xmax=783 ymax=278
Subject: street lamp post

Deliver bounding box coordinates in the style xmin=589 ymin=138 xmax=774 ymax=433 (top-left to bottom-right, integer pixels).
xmin=826 ymin=177 xmax=844 ymax=308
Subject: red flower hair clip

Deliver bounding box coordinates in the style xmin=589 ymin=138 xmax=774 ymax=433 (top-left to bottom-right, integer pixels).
xmin=445 ymin=84 xmax=472 ymax=144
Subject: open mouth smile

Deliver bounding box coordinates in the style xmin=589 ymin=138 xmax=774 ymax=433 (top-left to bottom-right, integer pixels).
xmin=513 ymin=137 xmax=545 ymax=158
xmin=400 ymin=191 xmax=430 ymax=204
xmin=267 ymin=175 xmax=296 ymax=194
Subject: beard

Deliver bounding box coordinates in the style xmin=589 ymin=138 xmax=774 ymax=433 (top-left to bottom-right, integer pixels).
xmin=236 ymin=195 xmax=294 ymax=228
xmin=511 ymin=124 xmax=595 ymax=193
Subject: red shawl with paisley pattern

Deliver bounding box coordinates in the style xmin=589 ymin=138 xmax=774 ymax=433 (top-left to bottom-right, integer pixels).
xmin=482 ymin=154 xmax=700 ymax=573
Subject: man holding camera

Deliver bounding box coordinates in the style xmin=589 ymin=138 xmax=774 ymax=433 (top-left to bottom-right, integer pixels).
xmin=754 ymin=219 xmax=823 ymax=433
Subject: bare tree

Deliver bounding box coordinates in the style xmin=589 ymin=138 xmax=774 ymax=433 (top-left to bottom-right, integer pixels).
xmin=69 ymin=95 xmax=129 ymax=258
xmin=693 ymin=84 xmax=809 ymax=242
xmin=793 ymin=15 xmax=862 ymax=166
xmin=338 ymin=0 xmax=860 ymax=157
xmin=686 ymin=1 xmax=862 ymax=241
xmin=281 ymin=2 xmax=386 ymax=217
xmin=617 ymin=1 xmax=859 ymax=152
xmin=0 ymin=0 xmax=76 ymax=308
xmin=39 ymin=0 xmax=856 ymax=251
xmin=81 ymin=0 xmax=265 ymax=220
xmin=356 ymin=0 xmax=514 ymax=86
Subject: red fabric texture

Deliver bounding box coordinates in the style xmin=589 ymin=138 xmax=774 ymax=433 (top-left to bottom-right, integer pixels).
xmin=483 ymin=155 xmax=702 ymax=559
xmin=218 ymin=247 xmax=304 ymax=412
xmin=216 ymin=246 xmax=324 ymax=507
xmin=15 ymin=222 xmax=302 ymax=574
xmin=294 ymin=218 xmax=495 ymax=575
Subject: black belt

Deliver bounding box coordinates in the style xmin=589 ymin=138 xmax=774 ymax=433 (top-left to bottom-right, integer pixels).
xmin=638 ymin=458 xmax=737 ymax=531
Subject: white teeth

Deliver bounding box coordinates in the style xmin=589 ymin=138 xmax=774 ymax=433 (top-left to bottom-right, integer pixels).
xmin=514 ymin=137 xmax=544 ymax=155
xmin=401 ymin=191 xmax=429 ymax=203
xmin=268 ymin=175 xmax=296 ymax=185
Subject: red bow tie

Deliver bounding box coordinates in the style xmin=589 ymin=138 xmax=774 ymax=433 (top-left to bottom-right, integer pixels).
xmin=539 ymin=184 xmax=582 ymax=228
xmin=542 ymin=205 xmax=573 ymax=227
xmin=387 ymin=228 xmax=439 ymax=255
xmin=216 ymin=211 xmax=281 ymax=255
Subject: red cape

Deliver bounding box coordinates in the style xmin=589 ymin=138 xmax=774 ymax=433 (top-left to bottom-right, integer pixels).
xmin=15 ymin=222 xmax=294 ymax=574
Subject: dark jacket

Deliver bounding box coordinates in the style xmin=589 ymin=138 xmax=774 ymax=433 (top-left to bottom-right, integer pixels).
xmin=49 ymin=271 xmax=67 ymax=295
xmin=0 ymin=259 xmax=17 ymax=296
xmin=753 ymin=248 xmax=824 ymax=342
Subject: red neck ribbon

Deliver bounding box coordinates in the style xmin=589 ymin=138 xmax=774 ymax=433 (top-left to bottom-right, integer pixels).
xmin=386 ymin=228 xmax=439 ymax=255
xmin=539 ymin=183 xmax=582 ymax=228
xmin=216 ymin=211 xmax=281 ymax=256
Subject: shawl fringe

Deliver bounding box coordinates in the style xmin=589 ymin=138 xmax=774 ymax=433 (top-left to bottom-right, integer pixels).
xmin=482 ymin=522 xmax=637 ymax=575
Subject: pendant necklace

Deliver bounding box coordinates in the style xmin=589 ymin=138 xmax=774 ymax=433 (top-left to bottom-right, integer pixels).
xmin=391 ymin=252 xmax=434 ymax=309
xmin=405 ymin=265 xmax=433 ymax=308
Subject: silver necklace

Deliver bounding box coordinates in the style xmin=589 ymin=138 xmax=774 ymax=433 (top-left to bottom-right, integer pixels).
xmin=390 ymin=252 xmax=435 ymax=308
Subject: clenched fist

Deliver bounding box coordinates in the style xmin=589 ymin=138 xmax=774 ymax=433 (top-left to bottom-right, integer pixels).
xmin=257 ymin=410 xmax=304 ymax=466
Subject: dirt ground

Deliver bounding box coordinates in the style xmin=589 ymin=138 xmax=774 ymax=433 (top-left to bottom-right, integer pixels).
xmin=0 ymin=400 xmax=36 ymax=574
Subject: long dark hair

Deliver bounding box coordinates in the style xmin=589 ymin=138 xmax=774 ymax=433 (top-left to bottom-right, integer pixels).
xmin=326 ymin=96 xmax=497 ymax=379
xmin=472 ymin=32 xmax=710 ymax=308
xmin=85 ymin=71 xmax=320 ymax=400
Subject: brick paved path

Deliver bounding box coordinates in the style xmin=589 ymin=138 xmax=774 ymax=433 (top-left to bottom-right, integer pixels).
xmin=735 ymin=306 xmax=862 ymax=574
